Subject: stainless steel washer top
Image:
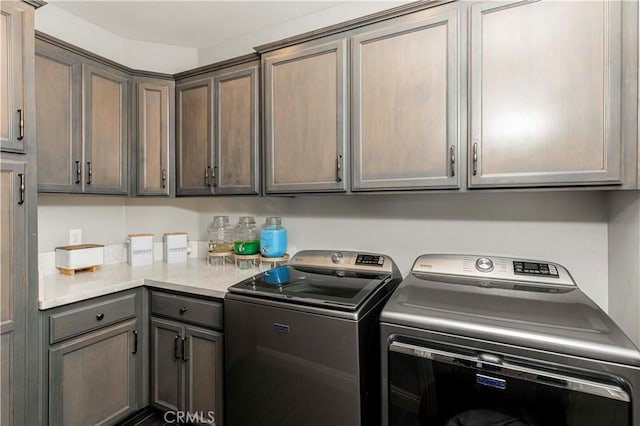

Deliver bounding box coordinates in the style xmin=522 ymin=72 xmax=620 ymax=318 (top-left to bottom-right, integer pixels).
xmin=228 ymin=249 xmax=402 ymax=314
xmin=381 ymin=254 xmax=640 ymax=367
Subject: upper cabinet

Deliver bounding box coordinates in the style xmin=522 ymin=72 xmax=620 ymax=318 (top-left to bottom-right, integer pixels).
xmin=469 ymin=0 xmax=622 ymax=188
xmin=35 ymin=41 xmax=82 ymax=192
xmin=351 ymin=7 xmax=461 ymax=191
xmin=263 ymin=38 xmax=348 ymax=194
xmin=176 ymin=59 xmax=260 ymax=196
xmin=213 ymin=62 xmax=259 ymax=195
xmin=1 ymin=1 xmax=30 ymax=153
xmin=35 ymin=37 xmax=129 ymax=194
xmin=134 ymin=77 xmax=175 ymax=196
xmin=176 ymin=77 xmax=212 ymax=196
xmin=82 ymin=63 xmax=129 ymax=193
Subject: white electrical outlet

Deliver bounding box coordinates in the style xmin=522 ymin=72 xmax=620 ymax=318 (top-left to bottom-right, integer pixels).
xmin=69 ymin=229 xmax=82 ymax=245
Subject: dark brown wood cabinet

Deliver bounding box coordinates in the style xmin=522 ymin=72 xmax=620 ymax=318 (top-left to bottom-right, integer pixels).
xmin=351 ymin=6 xmax=462 ymax=191
xmin=134 ymin=77 xmax=175 ymax=196
xmin=35 ymin=36 xmax=130 ymax=194
xmin=263 ymin=37 xmax=348 ymax=193
xmin=176 ymin=59 xmax=260 ymax=196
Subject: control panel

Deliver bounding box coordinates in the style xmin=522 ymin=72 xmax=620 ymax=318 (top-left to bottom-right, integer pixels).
xmin=355 ymin=254 xmax=385 ymax=266
xmin=513 ymin=261 xmax=559 ymax=277
xmin=288 ymin=250 xmax=395 ymax=273
xmin=411 ymin=254 xmax=575 ymax=287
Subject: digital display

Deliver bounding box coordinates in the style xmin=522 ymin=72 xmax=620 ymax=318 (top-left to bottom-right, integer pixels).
xmin=513 ymin=261 xmax=559 ymax=278
xmin=356 ymin=254 xmax=384 ymax=266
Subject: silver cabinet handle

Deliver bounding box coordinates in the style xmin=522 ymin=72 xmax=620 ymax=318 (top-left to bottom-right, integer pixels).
xmin=75 ymin=161 xmax=81 ymax=184
xmin=336 ymin=154 xmax=343 ymax=182
xmin=472 ymin=142 xmax=478 ymax=176
xmin=18 ymin=173 xmax=25 ymax=205
xmin=204 ymin=166 xmax=209 ymax=187
xmin=16 ymin=109 xmax=24 ymax=141
xmin=86 ymin=162 xmax=93 ymax=184
xmin=161 ymin=168 xmax=167 ymax=189
xmin=212 ymin=166 xmax=217 ymax=188
xmin=450 ymin=145 xmax=456 ymax=177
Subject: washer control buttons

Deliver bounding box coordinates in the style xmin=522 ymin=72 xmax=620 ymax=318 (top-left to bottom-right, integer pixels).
xmin=331 ymin=252 xmax=344 ymax=264
xmin=475 ymin=257 xmax=494 ymax=273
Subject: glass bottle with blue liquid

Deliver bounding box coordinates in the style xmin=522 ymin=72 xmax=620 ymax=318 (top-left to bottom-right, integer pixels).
xmin=260 ymin=216 xmax=287 ymax=258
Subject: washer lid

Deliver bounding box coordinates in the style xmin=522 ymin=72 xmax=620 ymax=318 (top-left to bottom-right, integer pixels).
xmin=381 ymin=254 xmax=640 ymax=367
xmin=228 ymin=265 xmax=394 ymax=311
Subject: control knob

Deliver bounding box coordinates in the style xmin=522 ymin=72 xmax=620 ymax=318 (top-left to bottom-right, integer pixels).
xmin=475 ymin=257 xmax=494 ymax=273
xmin=331 ymin=252 xmax=344 ymax=264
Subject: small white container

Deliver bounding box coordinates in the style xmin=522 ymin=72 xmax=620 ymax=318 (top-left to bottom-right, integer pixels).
xmin=127 ymin=234 xmax=154 ymax=266
xmin=163 ymin=232 xmax=188 ymax=264
xmin=55 ymin=244 xmax=104 ymax=274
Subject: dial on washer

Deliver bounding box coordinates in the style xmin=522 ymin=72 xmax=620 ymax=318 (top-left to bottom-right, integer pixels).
xmin=475 ymin=257 xmax=494 ymax=273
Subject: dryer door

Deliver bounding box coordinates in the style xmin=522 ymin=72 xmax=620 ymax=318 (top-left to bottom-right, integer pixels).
xmin=387 ymin=341 xmax=631 ymax=426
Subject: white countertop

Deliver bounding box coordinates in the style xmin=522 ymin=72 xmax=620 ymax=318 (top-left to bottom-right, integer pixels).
xmin=39 ymin=260 xmax=259 ymax=310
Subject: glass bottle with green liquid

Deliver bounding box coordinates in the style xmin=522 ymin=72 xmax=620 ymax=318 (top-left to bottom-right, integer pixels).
xmin=233 ymin=216 xmax=260 ymax=255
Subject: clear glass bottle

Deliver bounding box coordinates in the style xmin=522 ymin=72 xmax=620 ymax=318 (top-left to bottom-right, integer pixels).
xmin=260 ymin=216 xmax=287 ymax=258
xmin=233 ymin=216 xmax=260 ymax=255
xmin=207 ymin=216 xmax=234 ymax=253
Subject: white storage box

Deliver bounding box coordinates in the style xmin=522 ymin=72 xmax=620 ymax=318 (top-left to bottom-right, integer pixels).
xmin=55 ymin=244 xmax=104 ymax=275
xmin=163 ymin=232 xmax=188 ymax=264
xmin=127 ymin=233 xmax=154 ymax=266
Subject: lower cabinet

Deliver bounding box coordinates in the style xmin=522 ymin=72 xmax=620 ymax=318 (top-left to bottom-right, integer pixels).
xmin=150 ymin=291 xmax=224 ymax=426
xmin=45 ymin=290 xmax=144 ymax=426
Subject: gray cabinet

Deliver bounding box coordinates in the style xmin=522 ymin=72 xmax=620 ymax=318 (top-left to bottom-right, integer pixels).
xmin=351 ymin=7 xmax=461 ymax=190
xmin=35 ymin=40 xmax=82 ymax=192
xmin=263 ymin=37 xmax=348 ymax=193
xmin=150 ymin=291 xmax=224 ymax=426
xmin=134 ymin=77 xmax=175 ymax=196
xmin=0 ymin=1 xmax=30 ymax=153
xmin=176 ymin=77 xmax=213 ymax=196
xmin=176 ymin=60 xmax=260 ymax=196
xmin=35 ymin=37 xmax=130 ymax=194
xmin=213 ymin=62 xmax=259 ymax=195
xmin=469 ymin=0 xmax=622 ymax=187
xmin=0 ymin=160 xmax=27 ymax=426
xmin=83 ymin=63 xmax=129 ymax=193
xmin=45 ymin=290 xmax=144 ymax=426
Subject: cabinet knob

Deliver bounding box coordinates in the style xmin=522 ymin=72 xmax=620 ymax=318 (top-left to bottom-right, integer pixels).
xmin=96 ymin=313 xmax=104 ymax=321
xmin=179 ymin=306 xmax=188 ymax=314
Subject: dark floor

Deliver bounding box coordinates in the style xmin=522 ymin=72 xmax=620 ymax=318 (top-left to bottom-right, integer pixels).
xmin=116 ymin=407 xmax=181 ymax=426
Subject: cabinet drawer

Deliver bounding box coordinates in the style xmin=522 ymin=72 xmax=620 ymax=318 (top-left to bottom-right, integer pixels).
xmin=151 ymin=292 xmax=222 ymax=329
xmin=49 ymin=293 xmax=136 ymax=344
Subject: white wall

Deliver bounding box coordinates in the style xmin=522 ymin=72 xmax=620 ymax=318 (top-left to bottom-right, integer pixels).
xmin=608 ymin=192 xmax=640 ymax=345
xmin=39 ymin=191 xmax=610 ymax=310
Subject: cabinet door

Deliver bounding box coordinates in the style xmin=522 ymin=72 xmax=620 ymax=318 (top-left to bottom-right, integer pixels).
xmin=0 ymin=160 xmax=26 ymax=426
xmin=469 ymin=0 xmax=621 ymax=187
xmin=49 ymin=319 xmax=139 ymax=426
xmin=213 ymin=63 xmax=259 ymax=195
xmin=176 ymin=78 xmax=213 ymax=196
xmin=35 ymin=41 xmax=82 ymax=192
xmin=352 ymin=8 xmax=460 ymax=190
xmin=151 ymin=317 xmax=184 ymax=412
xmin=0 ymin=1 xmax=28 ymax=153
xmin=264 ymin=38 xmax=348 ymax=193
xmin=136 ymin=78 xmax=175 ymax=196
xmin=184 ymin=326 xmax=223 ymax=426
xmin=83 ymin=63 xmax=129 ymax=194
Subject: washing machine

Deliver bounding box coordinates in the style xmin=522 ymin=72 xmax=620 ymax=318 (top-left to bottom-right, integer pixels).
xmin=381 ymin=254 xmax=640 ymax=426
xmin=225 ymin=250 xmax=402 ymax=425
